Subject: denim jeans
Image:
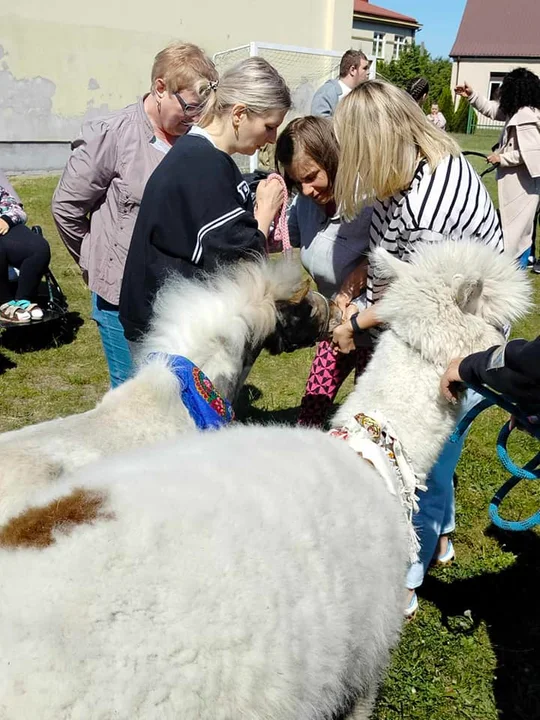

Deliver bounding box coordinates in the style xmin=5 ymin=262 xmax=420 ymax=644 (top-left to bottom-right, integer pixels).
xmin=406 ymin=388 xmax=483 ymax=589
xmin=91 ymin=293 xmax=133 ymax=388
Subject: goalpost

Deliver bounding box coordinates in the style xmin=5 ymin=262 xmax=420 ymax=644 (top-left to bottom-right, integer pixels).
xmin=213 ymin=41 xmax=377 ymax=172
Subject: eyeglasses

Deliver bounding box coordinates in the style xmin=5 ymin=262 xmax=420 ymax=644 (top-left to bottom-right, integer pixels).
xmin=174 ymin=93 xmax=204 ymax=120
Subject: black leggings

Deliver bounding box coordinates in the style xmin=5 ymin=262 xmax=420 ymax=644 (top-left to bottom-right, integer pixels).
xmin=0 ymin=224 xmax=51 ymax=305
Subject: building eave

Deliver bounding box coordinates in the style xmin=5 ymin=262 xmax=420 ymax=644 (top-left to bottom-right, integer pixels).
xmin=353 ymin=12 xmax=421 ymax=30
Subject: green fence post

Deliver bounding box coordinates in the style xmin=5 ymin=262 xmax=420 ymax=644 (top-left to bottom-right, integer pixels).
xmin=467 ymin=105 xmax=474 ymax=135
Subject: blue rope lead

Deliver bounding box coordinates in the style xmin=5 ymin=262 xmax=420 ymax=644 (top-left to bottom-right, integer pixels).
xmin=447 ymin=383 xmax=540 ymax=531
xmin=489 ymin=421 xmax=540 ymax=531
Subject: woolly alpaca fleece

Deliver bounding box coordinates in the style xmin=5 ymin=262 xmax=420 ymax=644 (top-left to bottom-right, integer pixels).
xmin=333 ymin=240 xmax=532 ymax=479
xmin=0 ymin=258 xmax=327 ymax=525
xmin=0 ymin=426 xmax=408 ymax=720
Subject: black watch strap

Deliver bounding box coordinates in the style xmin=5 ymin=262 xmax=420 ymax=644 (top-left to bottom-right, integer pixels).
xmin=350 ymin=312 xmax=361 ymax=336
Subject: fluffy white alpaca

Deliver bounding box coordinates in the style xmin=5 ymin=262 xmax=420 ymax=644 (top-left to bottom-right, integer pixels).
xmin=0 ymin=427 xmax=407 ymax=720
xmin=0 ymin=242 xmax=531 ymax=720
xmin=333 ymin=241 xmax=531 ymax=480
xmin=0 ymin=259 xmax=332 ymax=523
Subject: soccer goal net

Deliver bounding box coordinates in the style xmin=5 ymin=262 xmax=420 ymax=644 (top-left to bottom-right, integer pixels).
xmin=213 ymin=42 xmax=376 ymax=172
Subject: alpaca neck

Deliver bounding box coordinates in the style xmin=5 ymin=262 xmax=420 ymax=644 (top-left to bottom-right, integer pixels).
xmin=333 ymin=331 xmax=459 ymax=478
xmin=140 ymin=284 xmax=274 ymax=401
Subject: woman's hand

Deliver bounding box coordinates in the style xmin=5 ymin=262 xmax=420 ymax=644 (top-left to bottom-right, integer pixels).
xmin=334 ymin=292 xmax=353 ymax=316
xmin=454 ymin=82 xmax=473 ymax=98
xmin=255 ymin=178 xmax=285 ymax=237
xmin=332 ymin=305 xmax=381 ymax=354
xmin=256 ymin=178 xmax=285 ymax=218
xmin=440 ymin=357 xmax=465 ymax=404
xmin=486 ymin=153 xmax=501 ymax=165
xmin=332 ymin=319 xmax=356 ymax=355
xmin=0 ymin=218 xmax=10 ymax=235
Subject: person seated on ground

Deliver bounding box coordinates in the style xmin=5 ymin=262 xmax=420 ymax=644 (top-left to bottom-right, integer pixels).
xmin=441 ymin=336 xmax=540 ymax=415
xmin=329 ymin=79 xmax=503 ymax=618
xmin=426 ymin=103 xmax=446 ymax=130
xmin=0 ymin=170 xmax=50 ymax=323
xmin=311 ymin=49 xmax=369 ymax=117
xmin=275 ymin=115 xmax=372 ymax=428
xmin=406 ymin=76 xmax=429 ymax=107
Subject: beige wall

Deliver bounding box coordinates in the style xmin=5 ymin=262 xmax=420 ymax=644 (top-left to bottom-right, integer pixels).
xmin=451 ymin=58 xmax=540 ymax=107
xmin=351 ymin=17 xmax=416 ymax=64
xmin=0 ymin=0 xmax=353 ymax=143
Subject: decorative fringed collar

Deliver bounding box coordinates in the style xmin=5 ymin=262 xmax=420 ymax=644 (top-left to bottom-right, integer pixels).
xmin=147 ymin=354 xmax=234 ymax=430
xmin=329 ymin=412 xmax=426 ymax=563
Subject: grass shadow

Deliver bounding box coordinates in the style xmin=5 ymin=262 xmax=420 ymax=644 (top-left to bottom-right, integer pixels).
xmin=0 ymin=311 xmax=84 ymax=354
xmin=0 ymin=352 xmax=17 ymax=375
xmin=234 ymin=383 xmax=301 ymax=426
xmin=421 ymin=527 xmax=540 ymax=720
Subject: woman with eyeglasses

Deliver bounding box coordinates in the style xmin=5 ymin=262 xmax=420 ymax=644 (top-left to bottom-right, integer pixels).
xmin=119 ymin=57 xmax=291 ymax=349
xmin=52 ymin=42 xmax=218 ymax=388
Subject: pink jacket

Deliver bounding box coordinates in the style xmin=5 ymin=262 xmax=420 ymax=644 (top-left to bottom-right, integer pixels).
xmin=52 ymin=98 xmax=167 ymax=305
xmin=469 ymin=92 xmax=540 ymax=257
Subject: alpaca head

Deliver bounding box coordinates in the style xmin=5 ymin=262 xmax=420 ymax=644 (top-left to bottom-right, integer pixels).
xmin=143 ymin=257 xmax=337 ymax=399
xmin=372 ymin=241 xmax=532 ymax=368
xmin=263 ymin=274 xmax=342 ymax=355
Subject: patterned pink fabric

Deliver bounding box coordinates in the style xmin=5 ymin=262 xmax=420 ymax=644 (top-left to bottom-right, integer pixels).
xmin=266 ymin=173 xmax=291 ymax=254
xmin=297 ymin=339 xmax=372 ymax=428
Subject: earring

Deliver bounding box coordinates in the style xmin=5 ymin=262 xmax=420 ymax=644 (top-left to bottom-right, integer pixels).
xmin=157 ymin=97 xmax=162 ymax=113
xmin=233 ymin=123 xmax=239 ymax=140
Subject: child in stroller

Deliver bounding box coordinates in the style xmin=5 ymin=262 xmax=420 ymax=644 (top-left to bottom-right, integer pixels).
xmin=0 ymin=170 xmax=51 ymax=324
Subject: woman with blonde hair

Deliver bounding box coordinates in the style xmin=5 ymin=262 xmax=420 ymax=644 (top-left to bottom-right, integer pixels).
xmin=120 ymin=57 xmax=291 ymax=346
xmin=53 ymin=42 xmax=218 ymax=387
xmin=331 ymin=80 xmax=503 ymax=617
xmin=275 ymin=116 xmax=372 ymax=427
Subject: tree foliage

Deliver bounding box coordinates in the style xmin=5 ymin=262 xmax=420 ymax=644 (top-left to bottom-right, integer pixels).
xmin=377 ymin=43 xmax=453 ymax=119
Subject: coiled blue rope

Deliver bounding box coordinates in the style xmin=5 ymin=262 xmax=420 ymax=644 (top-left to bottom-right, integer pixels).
xmin=449 ymin=383 xmax=540 ymax=531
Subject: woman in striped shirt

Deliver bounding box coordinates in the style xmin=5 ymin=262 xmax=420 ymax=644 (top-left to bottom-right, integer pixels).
xmin=331 ymin=80 xmax=503 ymax=617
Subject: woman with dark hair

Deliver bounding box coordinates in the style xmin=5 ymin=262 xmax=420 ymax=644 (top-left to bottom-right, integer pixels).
xmin=406 ymin=76 xmax=429 ymax=106
xmin=456 ymin=68 xmax=540 ymax=262
xmin=275 ymin=116 xmax=372 ymax=427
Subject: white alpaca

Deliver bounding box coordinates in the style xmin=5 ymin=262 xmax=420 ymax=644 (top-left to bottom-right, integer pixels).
xmin=0 ymin=259 xmax=333 ymax=523
xmin=333 ymin=240 xmax=531 ymax=481
xmin=0 ymin=242 xmax=531 ymax=720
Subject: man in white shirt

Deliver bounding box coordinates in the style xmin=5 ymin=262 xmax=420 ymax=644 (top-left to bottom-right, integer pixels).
xmin=311 ymin=50 xmax=370 ymax=117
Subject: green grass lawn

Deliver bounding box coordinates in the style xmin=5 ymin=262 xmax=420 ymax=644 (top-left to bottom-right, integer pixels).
xmin=1 ymin=139 xmax=540 ymax=720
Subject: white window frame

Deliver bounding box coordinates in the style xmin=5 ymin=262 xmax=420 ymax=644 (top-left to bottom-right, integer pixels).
xmin=488 ymin=73 xmax=505 ymax=101
xmin=373 ymin=32 xmax=386 ymax=60
xmin=393 ymin=35 xmax=407 ymax=59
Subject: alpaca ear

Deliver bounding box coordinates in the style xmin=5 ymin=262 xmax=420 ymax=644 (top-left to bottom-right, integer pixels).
xmin=288 ymin=278 xmax=311 ymax=304
xmin=452 ymin=272 xmax=483 ymax=311
xmin=370 ymin=248 xmax=410 ymax=280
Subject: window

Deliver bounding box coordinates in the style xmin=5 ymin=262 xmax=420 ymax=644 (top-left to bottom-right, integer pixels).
xmin=488 ymin=72 xmax=506 ymax=100
xmin=372 ymin=32 xmax=386 ymax=59
xmin=393 ymin=35 xmax=407 ymax=59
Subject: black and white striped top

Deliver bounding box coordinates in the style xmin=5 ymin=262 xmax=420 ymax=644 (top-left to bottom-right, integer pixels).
xmin=367 ymin=154 xmax=503 ymax=306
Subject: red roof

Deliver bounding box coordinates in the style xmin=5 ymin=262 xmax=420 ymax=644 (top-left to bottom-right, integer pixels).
xmin=451 ymin=0 xmax=540 ymax=58
xmin=353 ymin=0 xmax=420 ymax=26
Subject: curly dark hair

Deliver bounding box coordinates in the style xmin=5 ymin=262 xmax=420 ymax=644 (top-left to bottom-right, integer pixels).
xmin=498 ymin=67 xmax=540 ymax=118
xmin=406 ymin=77 xmax=429 ymax=104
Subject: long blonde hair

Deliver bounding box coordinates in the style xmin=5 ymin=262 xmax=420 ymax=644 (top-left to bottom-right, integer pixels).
xmin=334 ymin=80 xmax=460 ymax=219
xmin=199 ymin=57 xmax=291 ymax=126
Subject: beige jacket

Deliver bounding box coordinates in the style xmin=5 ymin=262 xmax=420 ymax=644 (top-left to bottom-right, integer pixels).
xmin=470 ymin=93 xmax=540 ymax=257
xmin=52 ymin=98 xmax=167 ymax=305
